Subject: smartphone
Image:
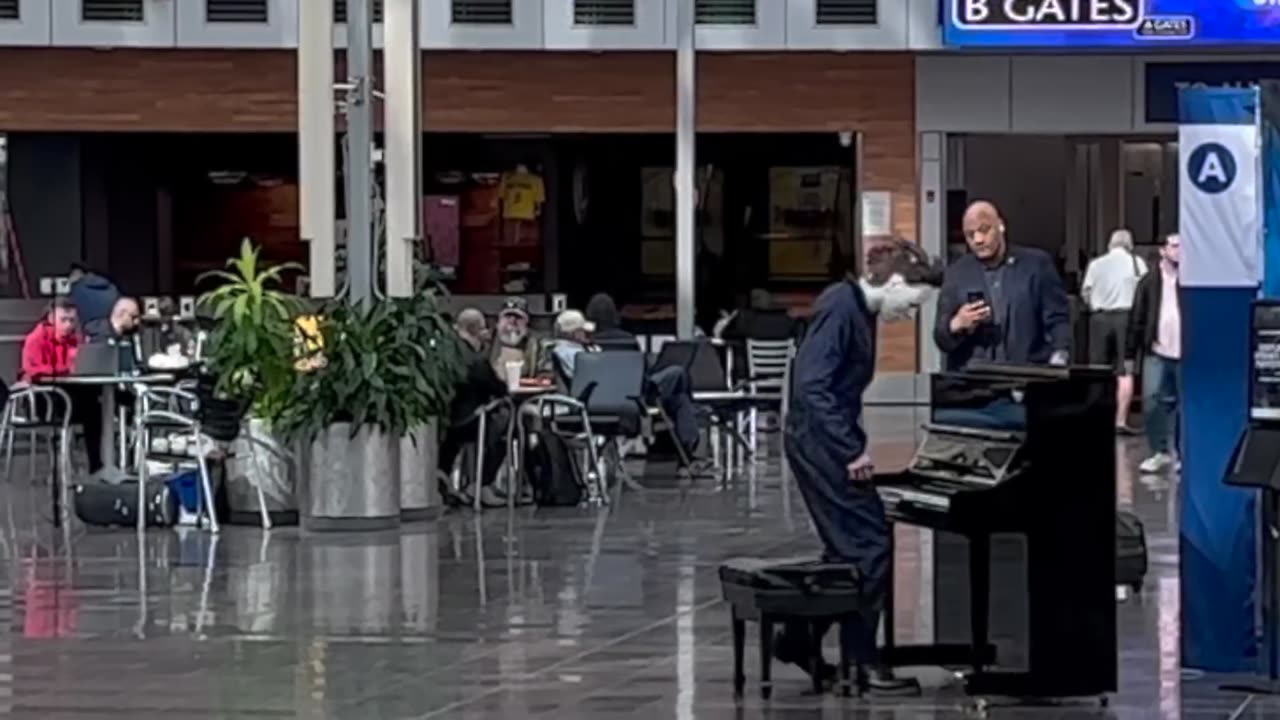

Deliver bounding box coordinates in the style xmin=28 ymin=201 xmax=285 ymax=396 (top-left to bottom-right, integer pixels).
xmin=967 ymin=290 xmax=986 ymax=305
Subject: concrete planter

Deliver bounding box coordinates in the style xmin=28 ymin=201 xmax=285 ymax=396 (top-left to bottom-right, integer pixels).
xmin=226 ymin=417 xmax=298 ymax=527
xmin=398 ymin=419 xmax=440 ymax=521
xmin=303 ymin=423 xmax=400 ymax=532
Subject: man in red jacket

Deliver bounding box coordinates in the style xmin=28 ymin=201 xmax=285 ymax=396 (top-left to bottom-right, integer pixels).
xmin=18 ymin=298 xmax=103 ymax=473
xmin=20 ymin=298 xmax=80 ymax=381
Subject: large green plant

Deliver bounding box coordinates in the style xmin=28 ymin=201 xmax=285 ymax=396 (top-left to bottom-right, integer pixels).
xmin=276 ymin=291 xmax=463 ymax=440
xmin=198 ymin=239 xmax=302 ymax=422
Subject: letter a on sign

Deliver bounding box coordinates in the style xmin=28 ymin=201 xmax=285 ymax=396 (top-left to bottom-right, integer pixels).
xmin=1198 ymin=152 xmax=1227 ymax=186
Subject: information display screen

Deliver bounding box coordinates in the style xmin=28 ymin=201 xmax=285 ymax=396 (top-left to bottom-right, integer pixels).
xmin=943 ymin=0 xmax=1280 ymax=48
xmin=1251 ymin=301 xmax=1280 ymax=421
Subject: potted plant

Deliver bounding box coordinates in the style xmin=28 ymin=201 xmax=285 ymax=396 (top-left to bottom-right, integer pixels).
xmin=277 ymin=295 xmax=461 ymax=530
xmin=198 ymin=239 xmax=303 ymax=526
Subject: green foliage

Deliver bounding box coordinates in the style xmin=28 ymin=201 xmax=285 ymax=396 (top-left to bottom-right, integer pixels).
xmin=275 ymin=290 xmax=463 ymax=440
xmin=197 ymin=239 xmax=302 ymax=422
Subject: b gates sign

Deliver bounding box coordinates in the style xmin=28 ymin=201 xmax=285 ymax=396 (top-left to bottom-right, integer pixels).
xmin=944 ymin=0 xmax=1280 ymax=47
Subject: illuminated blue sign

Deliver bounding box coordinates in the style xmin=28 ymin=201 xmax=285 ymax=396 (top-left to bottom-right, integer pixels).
xmin=943 ymin=0 xmax=1280 ymax=47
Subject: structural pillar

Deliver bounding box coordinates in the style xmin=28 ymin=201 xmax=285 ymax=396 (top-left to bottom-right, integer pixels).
xmin=674 ymin=0 xmax=697 ymax=338
xmin=298 ymin=0 xmax=335 ymax=297
xmin=383 ymin=0 xmax=421 ymax=299
xmin=344 ymin=0 xmax=376 ymax=307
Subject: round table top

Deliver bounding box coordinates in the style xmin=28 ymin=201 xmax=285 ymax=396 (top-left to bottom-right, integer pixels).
xmin=33 ymin=372 xmax=178 ymax=386
xmin=510 ymin=384 xmax=554 ymax=396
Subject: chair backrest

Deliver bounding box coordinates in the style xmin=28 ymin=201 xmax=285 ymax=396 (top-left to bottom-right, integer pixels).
xmin=570 ymin=350 xmax=646 ymax=421
xmin=596 ymin=336 xmax=642 ymax=353
xmin=746 ymin=338 xmax=796 ymax=391
xmin=652 ymin=340 xmax=699 ymax=374
xmin=687 ymin=341 xmax=731 ymax=393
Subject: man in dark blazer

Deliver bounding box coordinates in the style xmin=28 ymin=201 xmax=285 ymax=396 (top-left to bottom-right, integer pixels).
xmin=934 ymin=201 xmax=1071 ymax=370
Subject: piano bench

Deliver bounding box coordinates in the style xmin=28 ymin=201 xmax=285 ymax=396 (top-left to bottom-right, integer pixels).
xmin=718 ymin=557 xmax=866 ymax=700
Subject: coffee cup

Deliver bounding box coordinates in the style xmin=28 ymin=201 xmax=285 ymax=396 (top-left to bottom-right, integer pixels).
xmin=504 ymin=361 xmax=523 ymax=391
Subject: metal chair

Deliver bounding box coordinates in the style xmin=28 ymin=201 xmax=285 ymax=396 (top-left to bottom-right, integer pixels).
xmin=744 ymin=338 xmax=796 ymax=452
xmin=0 ymin=384 xmax=73 ymax=525
xmin=132 ymin=385 xmax=219 ymax=533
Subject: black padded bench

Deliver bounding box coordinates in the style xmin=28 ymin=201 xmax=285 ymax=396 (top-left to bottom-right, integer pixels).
xmin=719 ymin=556 xmax=866 ymax=699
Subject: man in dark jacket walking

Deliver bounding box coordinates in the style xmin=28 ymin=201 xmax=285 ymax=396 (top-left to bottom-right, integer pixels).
xmin=781 ymin=238 xmax=942 ymax=694
xmin=1126 ymin=233 xmax=1182 ymax=474
xmin=67 ymin=264 xmax=121 ymax=341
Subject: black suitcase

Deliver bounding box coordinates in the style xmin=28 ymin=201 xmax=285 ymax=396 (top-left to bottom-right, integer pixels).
xmin=73 ymin=479 xmax=178 ymax=528
xmin=1116 ymin=510 xmax=1148 ymax=591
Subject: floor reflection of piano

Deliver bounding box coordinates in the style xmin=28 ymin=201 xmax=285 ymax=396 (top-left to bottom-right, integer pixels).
xmin=875 ymin=362 xmax=1117 ymax=698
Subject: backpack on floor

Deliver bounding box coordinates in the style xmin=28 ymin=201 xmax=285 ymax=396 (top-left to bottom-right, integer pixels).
xmin=1116 ymin=510 xmax=1148 ymax=592
xmin=523 ymin=429 xmax=583 ymax=507
xmin=73 ymin=479 xmax=178 ymax=528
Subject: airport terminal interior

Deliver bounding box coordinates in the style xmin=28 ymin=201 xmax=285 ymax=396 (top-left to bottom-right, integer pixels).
xmin=4 ymin=2 xmax=1280 ymax=718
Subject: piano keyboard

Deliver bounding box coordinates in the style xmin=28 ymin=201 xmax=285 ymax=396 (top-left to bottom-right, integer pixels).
xmin=879 ymin=487 xmax=952 ymax=512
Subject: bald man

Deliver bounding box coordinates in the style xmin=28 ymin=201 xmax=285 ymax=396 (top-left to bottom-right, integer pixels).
xmin=440 ymin=308 xmax=510 ymax=508
xmin=934 ymin=201 xmax=1070 ymax=371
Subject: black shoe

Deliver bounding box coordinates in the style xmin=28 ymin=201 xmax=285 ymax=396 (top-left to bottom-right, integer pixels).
xmin=773 ymin=630 xmax=838 ymax=690
xmin=859 ymin=668 xmax=922 ymax=696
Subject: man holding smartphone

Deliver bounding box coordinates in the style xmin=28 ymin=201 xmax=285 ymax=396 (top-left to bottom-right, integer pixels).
xmin=934 ymin=201 xmax=1071 ymax=370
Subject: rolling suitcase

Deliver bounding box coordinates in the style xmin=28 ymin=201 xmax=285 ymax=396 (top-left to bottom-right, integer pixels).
xmin=1116 ymin=510 xmax=1148 ymax=592
xmin=73 ymin=479 xmax=179 ymax=528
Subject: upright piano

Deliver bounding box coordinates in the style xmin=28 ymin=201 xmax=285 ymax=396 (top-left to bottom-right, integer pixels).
xmin=875 ymin=362 xmax=1117 ymax=698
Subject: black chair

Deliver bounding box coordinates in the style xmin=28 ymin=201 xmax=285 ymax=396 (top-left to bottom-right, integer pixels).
xmin=555 ymin=351 xmax=648 ymax=491
xmin=657 ymin=340 xmax=754 ymax=472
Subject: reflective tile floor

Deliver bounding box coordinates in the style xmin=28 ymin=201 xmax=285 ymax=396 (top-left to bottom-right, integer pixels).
xmin=0 ymin=408 xmax=1272 ymax=719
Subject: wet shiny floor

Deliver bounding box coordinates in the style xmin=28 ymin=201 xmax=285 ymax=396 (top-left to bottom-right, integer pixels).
xmin=0 ymin=408 xmax=1272 ymax=719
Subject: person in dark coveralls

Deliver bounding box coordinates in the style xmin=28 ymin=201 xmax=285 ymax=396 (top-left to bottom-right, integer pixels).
xmin=781 ymin=238 xmax=944 ymax=695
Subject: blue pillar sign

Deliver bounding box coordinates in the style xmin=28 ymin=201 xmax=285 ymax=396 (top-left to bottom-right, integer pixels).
xmin=1179 ymin=86 xmax=1260 ymax=673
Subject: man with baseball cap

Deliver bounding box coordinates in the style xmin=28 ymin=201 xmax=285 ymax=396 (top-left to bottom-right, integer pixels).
xmin=490 ymin=296 xmax=544 ymax=379
xmin=551 ymin=308 xmax=704 ymax=465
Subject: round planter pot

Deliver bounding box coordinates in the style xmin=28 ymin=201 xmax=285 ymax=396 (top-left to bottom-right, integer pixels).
xmin=303 ymin=423 xmax=400 ymax=532
xmin=399 ymin=419 xmax=441 ymax=521
xmin=226 ymin=418 xmax=299 ymax=527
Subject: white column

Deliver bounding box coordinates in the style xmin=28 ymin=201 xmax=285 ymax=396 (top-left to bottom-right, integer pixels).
xmin=918 ymin=132 xmax=944 ymax=375
xmin=674 ymin=0 xmax=697 ymax=338
xmin=344 ymin=0 xmax=376 ymax=307
xmin=383 ymin=0 xmax=421 ymax=299
xmin=298 ymin=0 xmax=335 ymax=297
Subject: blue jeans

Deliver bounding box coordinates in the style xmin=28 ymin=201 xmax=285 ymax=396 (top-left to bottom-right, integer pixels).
xmin=1142 ymin=354 xmax=1179 ymax=455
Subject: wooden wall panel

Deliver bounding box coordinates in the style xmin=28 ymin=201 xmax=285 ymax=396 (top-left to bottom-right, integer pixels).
xmin=0 ymin=48 xmax=918 ymax=371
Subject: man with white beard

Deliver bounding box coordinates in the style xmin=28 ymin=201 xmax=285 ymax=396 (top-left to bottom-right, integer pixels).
xmin=489 ymin=297 xmax=545 ymax=379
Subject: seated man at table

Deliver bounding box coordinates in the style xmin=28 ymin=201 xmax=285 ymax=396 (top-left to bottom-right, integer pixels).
xmin=440 ymin=308 xmax=511 ymax=508
xmin=103 ymin=297 xmax=144 ymax=372
xmin=551 ymin=309 xmax=705 ymax=466
xmin=18 ymin=298 xmax=105 ymax=474
xmin=490 ymin=297 xmax=545 ymax=379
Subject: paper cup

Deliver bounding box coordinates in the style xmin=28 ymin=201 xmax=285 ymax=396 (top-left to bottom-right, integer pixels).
xmin=504 ymin=361 xmax=524 ymax=391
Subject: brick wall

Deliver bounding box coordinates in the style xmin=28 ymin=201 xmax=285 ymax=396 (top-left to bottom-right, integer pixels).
xmin=0 ymin=48 xmax=919 ymax=371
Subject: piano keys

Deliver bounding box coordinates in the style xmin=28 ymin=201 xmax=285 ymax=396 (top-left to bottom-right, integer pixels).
xmin=875 ymin=362 xmax=1118 ymax=699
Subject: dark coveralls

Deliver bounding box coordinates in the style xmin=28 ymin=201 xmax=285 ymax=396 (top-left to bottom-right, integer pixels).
xmin=782 ymin=278 xmax=886 ymax=664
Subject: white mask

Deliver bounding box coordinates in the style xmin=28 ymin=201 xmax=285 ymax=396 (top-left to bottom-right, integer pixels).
xmin=860 ymin=274 xmax=936 ymax=323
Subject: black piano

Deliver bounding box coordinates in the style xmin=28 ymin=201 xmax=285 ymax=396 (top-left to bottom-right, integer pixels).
xmin=875 ymin=362 xmax=1117 ymax=698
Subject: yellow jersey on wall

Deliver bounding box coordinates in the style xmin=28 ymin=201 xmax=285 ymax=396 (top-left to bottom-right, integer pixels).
xmin=500 ymin=169 xmax=545 ymax=221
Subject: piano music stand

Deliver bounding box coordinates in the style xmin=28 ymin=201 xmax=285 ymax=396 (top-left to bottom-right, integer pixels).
xmin=1222 ymin=425 xmax=1280 ymax=695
